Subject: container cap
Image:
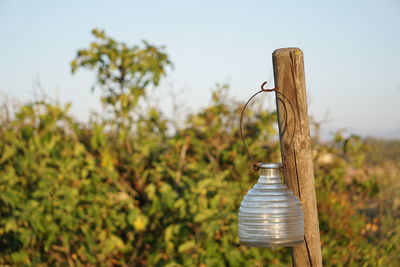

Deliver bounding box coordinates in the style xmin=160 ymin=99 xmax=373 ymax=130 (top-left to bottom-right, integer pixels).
xmin=257 ymin=162 xmax=282 ymax=169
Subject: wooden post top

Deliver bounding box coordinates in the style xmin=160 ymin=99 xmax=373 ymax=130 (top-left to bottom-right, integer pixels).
xmin=273 ymin=47 xmax=303 ymax=55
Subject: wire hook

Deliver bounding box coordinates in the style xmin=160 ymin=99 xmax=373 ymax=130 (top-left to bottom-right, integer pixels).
xmin=239 ymin=81 xmax=297 ymax=171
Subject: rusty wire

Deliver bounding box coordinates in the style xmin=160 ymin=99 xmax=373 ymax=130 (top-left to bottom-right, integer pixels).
xmin=239 ymin=81 xmax=297 ymax=171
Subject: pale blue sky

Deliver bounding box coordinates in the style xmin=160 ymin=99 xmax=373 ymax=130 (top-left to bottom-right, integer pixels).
xmin=0 ymin=0 xmax=399 ymax=139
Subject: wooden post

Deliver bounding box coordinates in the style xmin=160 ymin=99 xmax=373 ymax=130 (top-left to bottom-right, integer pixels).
xmin=272 ymin=48 xmax=323 ymax=266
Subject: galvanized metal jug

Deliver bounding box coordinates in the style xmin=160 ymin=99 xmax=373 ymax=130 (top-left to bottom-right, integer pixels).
xmin=238 ymin=163 xmax=304 ymax=247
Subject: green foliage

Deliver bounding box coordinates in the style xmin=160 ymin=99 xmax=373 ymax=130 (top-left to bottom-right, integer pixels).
xmin=1 ymin=30 xmax=399 ymax=266
xmin=0 ymin=87 xmax=285 ymax=266
xmin=0 ymin=102 xmax=142 ymax=265
xmin=364 ymin=137 xmax=400 ymax=165
xmin=71 ymin=29 xmax=172 ymax=117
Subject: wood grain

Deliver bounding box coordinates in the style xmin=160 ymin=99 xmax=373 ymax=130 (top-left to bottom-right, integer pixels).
xmin=272 ymin=48 xmax=323 ymax=267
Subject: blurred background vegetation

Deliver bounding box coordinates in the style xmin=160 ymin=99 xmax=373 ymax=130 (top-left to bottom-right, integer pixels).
xmin=0 ymin=29 xmax=399 ymax=266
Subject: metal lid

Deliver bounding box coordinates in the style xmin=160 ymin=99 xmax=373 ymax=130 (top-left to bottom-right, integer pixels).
xmin=257 ymin=162 xmax=282 ymax=169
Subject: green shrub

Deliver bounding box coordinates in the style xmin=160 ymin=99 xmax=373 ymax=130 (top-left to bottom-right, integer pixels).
xmin=0 ymin=29 xmax=398 ymax=266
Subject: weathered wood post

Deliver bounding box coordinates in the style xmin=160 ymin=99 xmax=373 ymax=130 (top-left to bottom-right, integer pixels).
xmin=272 ymin=48 xmax=323 ymax=266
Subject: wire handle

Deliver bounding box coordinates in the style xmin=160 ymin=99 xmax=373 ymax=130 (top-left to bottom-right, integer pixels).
xmin=239 ymin=81 xmax=297 ymax=171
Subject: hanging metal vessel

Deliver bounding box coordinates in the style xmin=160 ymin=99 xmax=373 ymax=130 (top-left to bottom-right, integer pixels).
xmin=238 ymin=163 xmax=304 ymax=247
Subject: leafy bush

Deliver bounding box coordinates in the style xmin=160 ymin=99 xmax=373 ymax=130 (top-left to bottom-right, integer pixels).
xmin=0 ymin=29 xmax=398 ymax=266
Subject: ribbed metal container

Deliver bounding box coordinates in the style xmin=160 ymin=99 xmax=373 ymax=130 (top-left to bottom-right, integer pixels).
xmin=238 ymin=163 xmax=304 ymax=247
